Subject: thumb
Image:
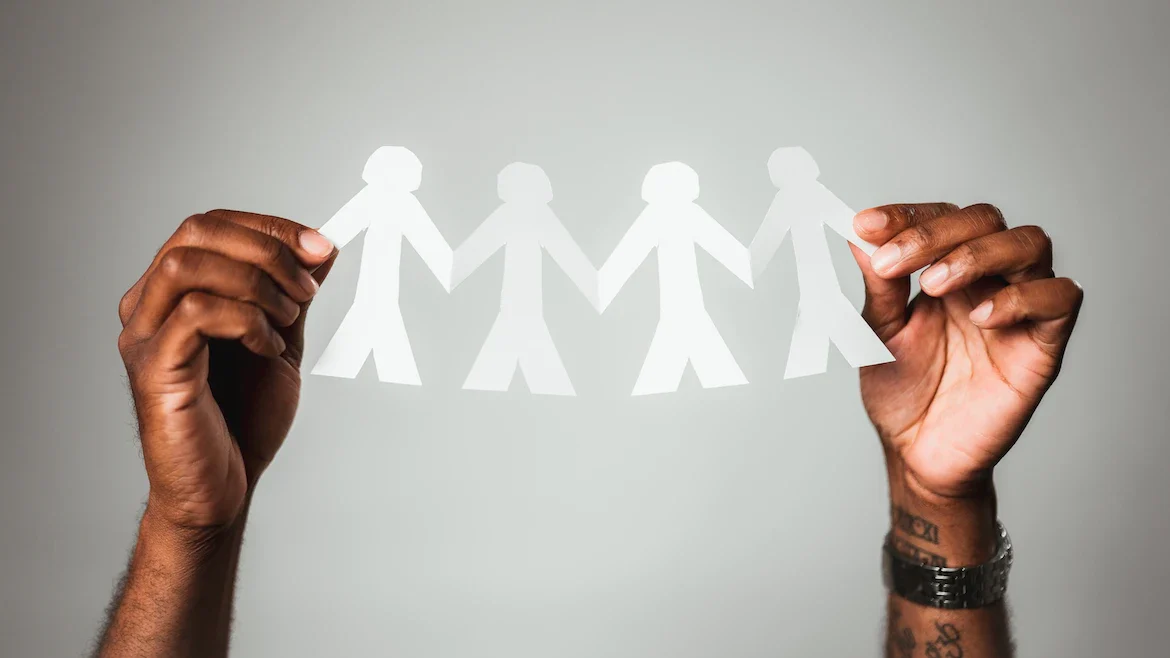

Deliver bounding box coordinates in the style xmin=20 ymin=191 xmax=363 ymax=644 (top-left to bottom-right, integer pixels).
xmin=849 ymin=238 xmax=910 ymax=343
xmin=280 ymin=249 xmax=338 ymax=367
xmin=850 ymin=204 xmax=959 ymax=342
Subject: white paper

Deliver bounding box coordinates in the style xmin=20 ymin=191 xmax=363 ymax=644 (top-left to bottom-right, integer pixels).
xmin=599 ymin=162 xmax=753 ymax=395
xmin=748 ymin=147 xmax=894 ymax=379
xmin=311 ymin=146 xmax=453 ymax=385
xmin=452 ymin=163 xmax=598 ymax=395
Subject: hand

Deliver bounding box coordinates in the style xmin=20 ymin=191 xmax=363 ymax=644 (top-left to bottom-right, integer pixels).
xmin=850 ymin=203 xmax=1083 ymax=502
xmin=117 ymin=210 xmax=336 ymax=531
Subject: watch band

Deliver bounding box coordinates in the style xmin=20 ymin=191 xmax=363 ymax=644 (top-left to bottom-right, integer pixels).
xmin=882 ymin=521 xmax=1013 ymax=609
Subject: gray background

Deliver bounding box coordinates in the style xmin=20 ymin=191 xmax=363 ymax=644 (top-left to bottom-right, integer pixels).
xmin=2 ymin=1 xmax=1166 ymax=656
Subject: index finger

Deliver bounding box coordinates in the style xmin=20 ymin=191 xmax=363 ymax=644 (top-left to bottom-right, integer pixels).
xmin=852 ymin=203 xmax=960 ymax=245
xmin=119 ymin=211 xmax=332 ymax=325
xmin=206 ymin=209 xmax=335 ymax=267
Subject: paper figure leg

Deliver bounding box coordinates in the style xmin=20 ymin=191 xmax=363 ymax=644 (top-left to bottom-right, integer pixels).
xmin=517 ymin=320 xmax=576 ymax=396
xmin=687 ymin=312 xmax=748 ymax=389
xmin=462 ymin=314 xmax=521 ymax=392
xmin=825 ymin=295 xmax=895 ymax=368
xmin=783 ymin=305 xmax=831 ymax=379
xmin=311 ymin=303 xmax=374 ymax=379
xmin=631 ymin=321 xmax=689 ymax=396
xmin=371 ymin=305 xmax=422 ymax=386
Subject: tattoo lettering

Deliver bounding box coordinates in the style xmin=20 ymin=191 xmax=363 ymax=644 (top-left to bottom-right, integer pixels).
xmin=888 ymin=605 xmax=915 ymax=658
xmin=892 ymin=505 xmax=940 ymax=544
xmin=893 ymin=628 xmax=915 ymax=658
xmin=924 ymin=620 xmax=963 ymax=658
xmin=892 ymin=536 xmax=948 ymax=567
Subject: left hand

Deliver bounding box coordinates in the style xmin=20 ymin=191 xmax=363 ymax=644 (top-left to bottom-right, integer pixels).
xmin=850 ymin=203 xmax=1083 ymax=501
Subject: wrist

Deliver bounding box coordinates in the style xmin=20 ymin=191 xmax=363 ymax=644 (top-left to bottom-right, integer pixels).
xmin=100 ymin=493 xmax=253 ymax=655
xmin=141 ymin=490 xmax=253 ymax=559
xmin=886 ymin=459 xmax=998 ymax=566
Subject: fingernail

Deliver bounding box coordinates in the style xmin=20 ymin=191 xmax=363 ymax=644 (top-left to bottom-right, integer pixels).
xmin=970 ymin=300 xmax=993 ymax=324
xmin=272 ymin=332 xmax=287 ymax=354
xmin=298 ymin=268 xmax=320 ymax=296
xmin=919 ymin=263 xmax=949 ymax=291
xmin=870 ymin=243 xmax=901 ymax=274
xmin=299 ymin=230 xmax=334 ymax=258
xmin=855 ymin=209 xmax=888 ymax=233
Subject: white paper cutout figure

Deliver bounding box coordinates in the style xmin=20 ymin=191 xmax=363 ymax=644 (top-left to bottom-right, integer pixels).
xmin=311 ymin=146 xmax=453 ymax=385
xmin=748 ymin=147 xmax=895 ymax=379
xmin=599 ymin=162 xmax=754 ymax=396
xmin=451 ymin=163 xmax=599 ymax=395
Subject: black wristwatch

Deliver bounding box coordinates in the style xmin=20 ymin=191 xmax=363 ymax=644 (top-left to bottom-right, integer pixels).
xmin=882 ymin=522 xmax=1013 ymax=609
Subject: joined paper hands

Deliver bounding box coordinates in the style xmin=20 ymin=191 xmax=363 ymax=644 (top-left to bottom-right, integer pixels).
xmin=311 ymin=146 xmax=893 ymax=396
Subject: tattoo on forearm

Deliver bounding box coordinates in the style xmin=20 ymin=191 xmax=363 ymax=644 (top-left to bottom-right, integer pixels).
xmin=924 ymin=620 xmax=964 ymax=658
xmin=891 ymin=535 xmax=948 ymax=567
xmin=888 ymin=605 xmax=916 ymax=658
xmin=892 ymin=505 xmax=940 ymax=544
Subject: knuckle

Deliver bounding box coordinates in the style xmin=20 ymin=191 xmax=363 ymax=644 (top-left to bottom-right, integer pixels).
xmin=246 ymin=303 xmax=267 ymax=325
xmin=925 ymin=202 xmax=961 ymax=222
xmin=178 ymin=213 xmax=212 ymax=238
xmin=1016 ymin=225 xmax=1053 ymax=252
xmin=1000 ymin=285 xmax=1025 ymax=310
xmin=894 ymin=204 xmax=918 ymax=221
xmin=118 ymin=289 xmax=136 ymax=324
xmin=272 ymin=243 xmax=300 ymax=278
xmin=116 ymin=329 xmax=138 ymax=357
xmin=261 ymin=215 xmax=295 ymax=238
xmin=244 ymin=265 xmax=268 ymax=299
xmin=157 ymin=247 xmax=195 ymax=279
xmin=256 ymin=234 xmax=287 ymax=264
xmin=951 ymin=242 xmax=981 ymax=271
xmin=177 ymin=292 xmax=212 ymax=318
xmin=905 ymin=222 xmax=938 ymax=251
xmin=967 ymin=203 xmax=1007 ymax=229
xmin=238 ymin=304 xmax=268 ymax=333
xmin=960 ymin=209 xmax=988 ymax=233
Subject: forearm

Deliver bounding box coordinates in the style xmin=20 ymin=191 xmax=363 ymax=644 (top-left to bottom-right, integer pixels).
xmin=95 ymin=494 xmax=253 ymax=658
xmin=884 ymin=458 xmax=1014 ymax=658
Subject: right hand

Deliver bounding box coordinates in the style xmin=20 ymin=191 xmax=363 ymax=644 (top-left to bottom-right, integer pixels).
xmin=117 ymin=210 xmax=336 ymax=531
xmin=849 ymin=203 xmax=1082 ymax=502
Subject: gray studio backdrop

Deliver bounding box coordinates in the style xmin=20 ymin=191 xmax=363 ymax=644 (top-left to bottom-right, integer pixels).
xmin=2 ymin=1 xmax=1166 ymax=656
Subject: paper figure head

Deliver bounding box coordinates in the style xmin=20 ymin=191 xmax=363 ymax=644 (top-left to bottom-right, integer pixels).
xmin=362 ymin=146 xmax=423 ymax=191
xmin=497 ymin=162 xmax=553 ymax=203
xmin=642 ymin=162 xmax=699 ymax=203
xmin=767 ymin=147 xmax=820 ymax=186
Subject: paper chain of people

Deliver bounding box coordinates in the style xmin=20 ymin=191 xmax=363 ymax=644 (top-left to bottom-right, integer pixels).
xmin=311 ymin=146 xmax=894 ymax=396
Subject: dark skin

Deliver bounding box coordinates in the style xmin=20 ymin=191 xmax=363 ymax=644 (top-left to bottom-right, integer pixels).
xmin=850 ymin=203 xmax=1082 ymax=657
xmin=95 ymin=204 xmax=1081 ymax=657
xmin=97 ymin=210 xmax=336 ymax=656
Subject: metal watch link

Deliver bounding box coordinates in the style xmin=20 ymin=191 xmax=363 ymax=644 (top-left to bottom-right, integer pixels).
xmin=882 ymin=521 xmax=1012 ymax=609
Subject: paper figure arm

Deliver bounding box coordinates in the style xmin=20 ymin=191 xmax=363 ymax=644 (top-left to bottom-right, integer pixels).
xmin=317 ymin=186 xmax=375 ymax=248
xmin=747 ymin=194 xmax=794 ymax=280
xmin=539 ymin=209 xmax=600 ymax=311
xmin=817 ymin=184 xmax=878 ymax=256
xmin=693 ymin=206 xmax=753 ymax=289
xmin=451 ymin=206 xmax=510 ymax=290
xmin=598 ymin=208 xmax=658 ymax=313
xmin=402 ymin=197 xmax=455 ymax=292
